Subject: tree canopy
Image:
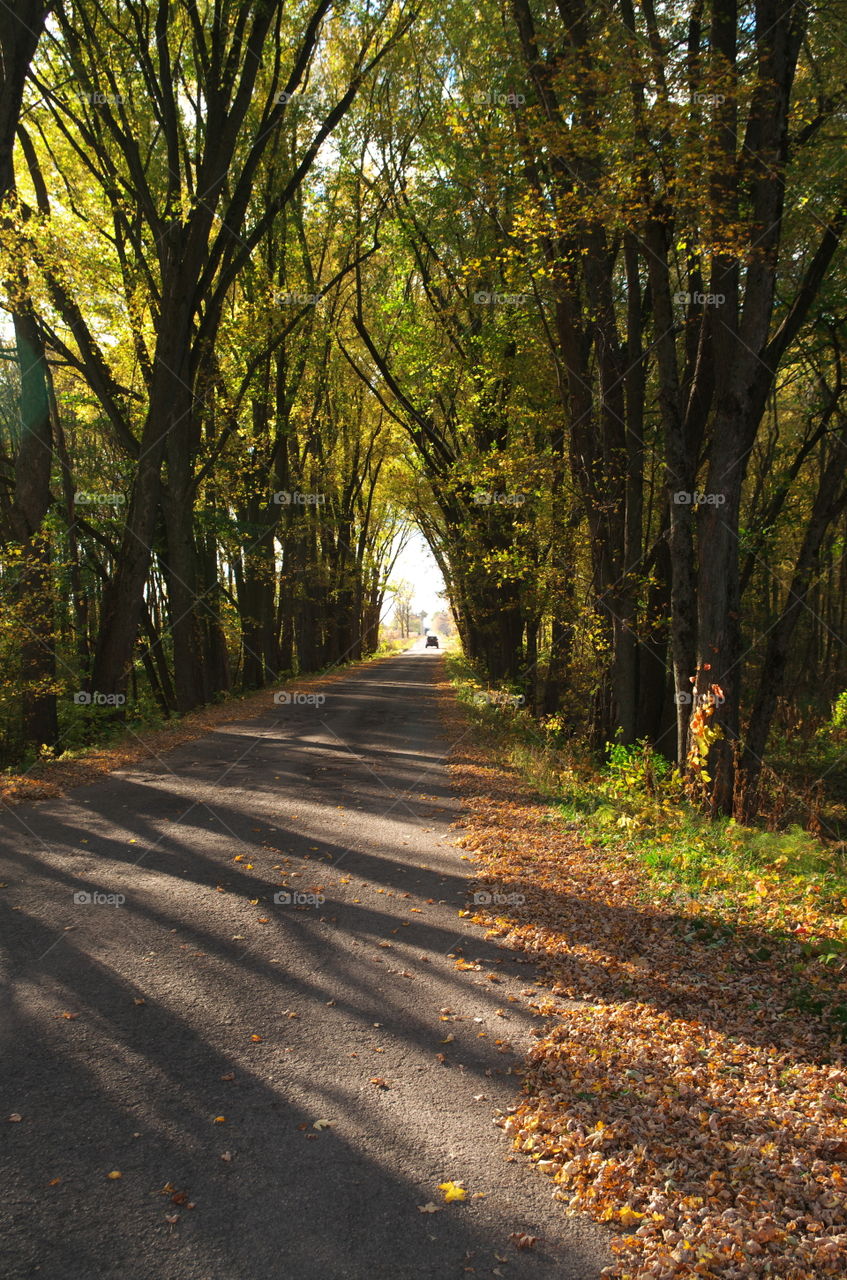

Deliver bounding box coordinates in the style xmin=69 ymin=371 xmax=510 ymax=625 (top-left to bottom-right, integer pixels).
xmin=2 ymin=0 xmax=847 ymax=823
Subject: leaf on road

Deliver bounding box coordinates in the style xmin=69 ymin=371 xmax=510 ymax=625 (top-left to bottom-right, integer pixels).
xmin=438 ymin=1181 xmax=467 ymax=1202
xmin=418 ymin=1203 xmax=441 ymax=1213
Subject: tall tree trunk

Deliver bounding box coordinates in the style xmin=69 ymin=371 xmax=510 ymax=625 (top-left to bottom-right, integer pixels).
xmin=9 ymin=310 xmax=57 ymax=749
xmin=92 ymin=346 xmax=192 ymax=700
xmin=736 ymin=429 xmax=847 ymax=820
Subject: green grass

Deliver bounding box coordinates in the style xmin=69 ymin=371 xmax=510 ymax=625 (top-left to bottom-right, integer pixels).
xmin=447 ymin=652 xmax=847 ymax=942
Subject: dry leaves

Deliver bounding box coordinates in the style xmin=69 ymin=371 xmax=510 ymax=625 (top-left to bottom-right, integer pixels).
xmin=441 ymin=685 xmax=847 ymax=1279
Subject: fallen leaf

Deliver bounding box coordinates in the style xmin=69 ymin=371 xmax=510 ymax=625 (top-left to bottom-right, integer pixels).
xmin=438 ymin=1181 xmax=467 ymax=1202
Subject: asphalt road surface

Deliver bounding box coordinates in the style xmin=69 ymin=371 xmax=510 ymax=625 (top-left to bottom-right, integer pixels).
xmin=0 ymin=645 xmax=610 ymax=1280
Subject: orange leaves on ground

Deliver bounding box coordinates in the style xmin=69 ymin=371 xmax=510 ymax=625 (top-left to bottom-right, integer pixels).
xmin=440 ymin=687 xmax=847 ymax=1279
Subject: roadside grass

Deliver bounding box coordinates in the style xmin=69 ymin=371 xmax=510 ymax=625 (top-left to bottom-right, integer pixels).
xmin=442 ymin=655 xmax=847 ymax=1277
xmin=446 ymin=653 xmax=847 ymax=1029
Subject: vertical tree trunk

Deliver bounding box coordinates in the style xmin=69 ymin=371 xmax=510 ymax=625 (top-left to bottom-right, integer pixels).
xmin=10 ymin=310 xmax=57 ymax=750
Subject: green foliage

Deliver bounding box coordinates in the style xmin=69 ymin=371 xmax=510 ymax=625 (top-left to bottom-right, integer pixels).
xmin=831 ymin=690 xmax=847 ymax=729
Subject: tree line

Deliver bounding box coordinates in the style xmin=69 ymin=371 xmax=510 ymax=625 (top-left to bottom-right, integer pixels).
xmin=1 ymin=0 xmax=846 ymax=822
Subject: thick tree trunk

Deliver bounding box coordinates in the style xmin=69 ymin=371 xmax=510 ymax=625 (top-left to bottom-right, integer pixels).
xmin=92 ymin=355 xmax=193 ymax=701
xmin=160 ymin=470 xmax=206 ymax=712
xmin=9 ymin=310 xmax=57 ymax=750
xmin=736 ymin=431 xmax=847 ymax=820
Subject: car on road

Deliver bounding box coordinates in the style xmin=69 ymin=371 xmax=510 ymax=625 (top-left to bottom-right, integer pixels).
xmin=425 ymin=634 xmax=439 ymax=648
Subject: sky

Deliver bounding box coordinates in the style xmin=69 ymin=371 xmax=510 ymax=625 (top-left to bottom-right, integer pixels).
xmin=390 ymin=529 xmax=448 ymax=623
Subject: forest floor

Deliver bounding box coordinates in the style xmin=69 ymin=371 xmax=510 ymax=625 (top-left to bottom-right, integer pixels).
xmin=0 ymin=646 xmax=609 ymax=1280
xmin=442 ymin=688 xmax=847 ymax=1279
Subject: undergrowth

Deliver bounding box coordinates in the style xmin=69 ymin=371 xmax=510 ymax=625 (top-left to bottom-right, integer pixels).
xmin=447 ymin=652 xmax=847 ymax=1031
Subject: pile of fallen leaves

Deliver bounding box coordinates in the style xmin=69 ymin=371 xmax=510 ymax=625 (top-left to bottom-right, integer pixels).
xmin=439 ymin=689 xmax=847 ymax=1279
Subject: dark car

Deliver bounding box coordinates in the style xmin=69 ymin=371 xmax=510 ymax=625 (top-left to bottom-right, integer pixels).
xmin=425 ymin=634 xmax=439 ymax=648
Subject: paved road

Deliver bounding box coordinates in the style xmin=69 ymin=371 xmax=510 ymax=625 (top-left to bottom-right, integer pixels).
xmin=0 ymin=646 xmax=609 ymax=1280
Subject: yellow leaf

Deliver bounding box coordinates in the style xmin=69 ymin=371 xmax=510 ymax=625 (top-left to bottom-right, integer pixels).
xmin=438 ymin=1181 xmax=467 ymax=1202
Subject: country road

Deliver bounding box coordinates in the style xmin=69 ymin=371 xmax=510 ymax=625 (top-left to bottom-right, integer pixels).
xmin=0 ymin=647 xmax=610 ymax=1280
